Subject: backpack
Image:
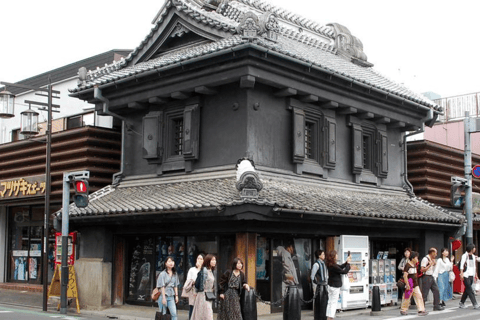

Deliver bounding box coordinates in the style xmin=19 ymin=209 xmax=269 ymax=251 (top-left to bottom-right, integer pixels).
xmin=457 ymin=253 xmax=469 ymax=272
xmin=417 ymin=256 xmax=431 ymax=278
xmin=313 ymin=261 xmax=322 ymax=284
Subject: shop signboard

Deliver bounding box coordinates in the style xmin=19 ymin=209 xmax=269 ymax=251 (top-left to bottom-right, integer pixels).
xmin=473 ymin=192 xmax=480 ymax=214
xmin=0 ymin=174 xmax=46 ymax=200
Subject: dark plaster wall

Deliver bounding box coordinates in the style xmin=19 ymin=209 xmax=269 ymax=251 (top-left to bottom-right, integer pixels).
xmin=246 ymin=84 xmax=292 ymax=170
xmin=420 ymin=230 xmax=447 ymax=258
xmin=196 ymin=85 xmax=248 ymax=167
xmin=78 ymin=226 xmax=113 ymax=262
xmin=120 ymin=80 xmax=408 ymax=188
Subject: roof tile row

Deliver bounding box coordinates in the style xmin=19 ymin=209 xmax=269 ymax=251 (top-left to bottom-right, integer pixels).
xmin=64 ymin=176 xmax=460 ymax=225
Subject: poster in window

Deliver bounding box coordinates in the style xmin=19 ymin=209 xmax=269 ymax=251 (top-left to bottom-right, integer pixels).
xmin=29 ymin=257 xmax=38 ymax=279
xmin=14 ymin=257 xmax=27 ymax=280
xmin=127 ymin=237 xmax=155 ymax=301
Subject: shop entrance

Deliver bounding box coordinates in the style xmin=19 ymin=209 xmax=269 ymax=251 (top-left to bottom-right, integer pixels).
xmin=7 ymin=206 xmax=56 ymax=284
xmin=256 ymin=236 xmax=324 ymax=313
xmin=120 ymin=234 xmax=235 ymax=307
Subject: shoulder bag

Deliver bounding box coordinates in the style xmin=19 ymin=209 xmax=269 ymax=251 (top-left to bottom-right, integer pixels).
xmin=449 ymin=270 xmax=456 ymax=282
xmin=205 ymin=291 xmax=216 ymax=301
xmin=152 ymin=287 xmax=161 ymax=301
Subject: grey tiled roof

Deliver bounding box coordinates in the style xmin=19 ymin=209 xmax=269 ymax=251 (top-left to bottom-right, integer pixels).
xmin=65 ymin=176 xmax=460 ymax=224
xmin=70 ymin=0 xmax=439 ymax=111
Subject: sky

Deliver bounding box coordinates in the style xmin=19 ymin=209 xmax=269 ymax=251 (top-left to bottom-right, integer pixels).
xmin=1 ymin=0 xmax=479 ymax=99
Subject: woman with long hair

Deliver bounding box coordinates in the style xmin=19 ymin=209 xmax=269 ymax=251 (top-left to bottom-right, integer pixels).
xmin=325 ymin=250 xmax=350 ymax=320
xmin=433 ymin=247 xmax=453 ymax=307
xmin=184 ymin=254 xmax=204 ymax=319
xmin=157 ymin=256 xmax=180 ymax=320
xmin=218 ymin=257 xmax=250 ymax=320
xmin=191 ymin=254 xmax=217 ymax=320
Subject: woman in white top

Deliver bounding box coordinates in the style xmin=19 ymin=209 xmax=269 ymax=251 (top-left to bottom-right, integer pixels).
xmin=433 ymin=247 xmax=453 ymax=306
xmin=398 ymin=248 xmax=411 ymax=299
xmin=185 ymin=254 xmax=204 ymax=319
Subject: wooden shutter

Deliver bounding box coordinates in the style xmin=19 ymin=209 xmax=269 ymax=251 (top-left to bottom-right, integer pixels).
xmin=377 ymin=129 xmax=388 ymax=178
xmin=293 ymin=107 xmax=305 ymax=163
xmin=323 ymin=116 xmax=336 ymax=169
xmin=183 ymin=104 xmax=200 ymax=161
xmin=352 ymin=123 xmax=363 ymax=174
xmin=142 ymin=111 xmax=163 ymax=160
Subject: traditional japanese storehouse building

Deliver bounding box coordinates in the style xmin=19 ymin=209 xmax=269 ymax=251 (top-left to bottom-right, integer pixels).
xmin=66 ymin=0 xmax=461 ymax=311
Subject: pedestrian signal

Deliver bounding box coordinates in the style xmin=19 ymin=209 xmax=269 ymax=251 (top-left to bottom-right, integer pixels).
xmin=450 ymin=182 xmax=465 ymax=208
xmin=73 ymin=179 xmax=89 ymax=208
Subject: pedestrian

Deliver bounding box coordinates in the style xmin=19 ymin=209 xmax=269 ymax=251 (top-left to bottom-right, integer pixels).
xmin=184 ymin=254 xmax=204 ymax=319
xmin=397 ymin=248 xmax=411 ymax=300
xmin=325 ymin=250 xmax=351 ymax=320
xmin=277 ymin=243 xmax=299 ymax=293
xmin=218 ymin=257 xmax=250 ymax=320
xmin=398 ymin=248 xmax=411 ymax=272
xmin=157 ymin=256 xmax=180 ymax=320
xmin=311 ymin=249 xmax=328 ymax=320
xmin=191 ymin=253 xmax=217 ymax=320
xmin=459 ymin=243 xmax=480 ymax=309
xmin=420 ymin=248 xmax=444 ymax=311
xmin=433 ymin=247 xmax=454 ymax=307
xmin=400 ymin=251 xmax=428 ymax=316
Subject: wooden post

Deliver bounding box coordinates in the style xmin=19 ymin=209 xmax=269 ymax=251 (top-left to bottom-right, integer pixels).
xmin=236 ymin=233 xmax=257 ymax=288
xmin=326 ymin=236 xmax=335 ymax=255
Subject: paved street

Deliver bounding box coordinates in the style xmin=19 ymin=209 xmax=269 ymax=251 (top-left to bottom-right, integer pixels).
xmin=0 ymin=305 xmax=102 ymax=320
xmin=3 ymin=290 xmax=480 ymax=320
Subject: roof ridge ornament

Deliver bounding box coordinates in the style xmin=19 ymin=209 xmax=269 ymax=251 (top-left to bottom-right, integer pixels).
xmin=328 ymin=23 xmax=374 ymax=68
xmin=237 ymin=11 xmax=261 ymax=41
xmin=236 ymin=158 xmax=263 ymax=199
xmin=259 ymin=12 xmax=279 ymax=41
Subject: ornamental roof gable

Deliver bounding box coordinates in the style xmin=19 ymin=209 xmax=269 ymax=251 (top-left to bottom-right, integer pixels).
xmin=71 ymin=0 xmax=440 ymax=112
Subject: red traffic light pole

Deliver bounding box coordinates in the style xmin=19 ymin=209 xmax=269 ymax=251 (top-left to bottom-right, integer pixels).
xmin=60 ymin=170 xmax=89 ymax=314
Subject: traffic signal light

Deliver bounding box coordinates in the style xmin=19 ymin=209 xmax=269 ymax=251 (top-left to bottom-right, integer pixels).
xmin=73 ymin=179 xmax=89 ymax=208
xmin=450 ymin=182 xmax=465 ymax=208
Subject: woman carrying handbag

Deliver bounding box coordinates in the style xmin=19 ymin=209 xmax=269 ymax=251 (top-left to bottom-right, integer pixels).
xmin=433 ymin=247 xmax=454 ymax=307
xmin=183 ymin=254 xmax=204 ymax=319
xmin=157 ymin=256 xmax=180 ymax=320
xmin=218 ymin=257 xmax=250 ymax=320
xmin=191 ymin=254 xmax=217 ymax=320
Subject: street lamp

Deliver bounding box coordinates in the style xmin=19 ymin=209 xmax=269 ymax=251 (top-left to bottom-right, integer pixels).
xmin=0 ymin=80 xmax=59 ymax=312
xmin=0 ymin=89 xmax=15 ymax=118
xmin=20 ymin=106 xmax=39 ymax=135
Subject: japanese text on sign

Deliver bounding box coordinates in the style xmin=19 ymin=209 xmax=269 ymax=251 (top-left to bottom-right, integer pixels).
xmin=0 ymin=175 xmax=46 ymax=199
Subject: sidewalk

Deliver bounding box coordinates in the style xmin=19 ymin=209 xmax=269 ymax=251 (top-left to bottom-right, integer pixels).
xmin=0 ymin=287 xmax=410 ymax=320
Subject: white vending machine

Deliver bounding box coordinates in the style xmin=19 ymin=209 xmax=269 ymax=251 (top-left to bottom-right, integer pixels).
xmin=335 ymin=235 xmax=369 ymax=310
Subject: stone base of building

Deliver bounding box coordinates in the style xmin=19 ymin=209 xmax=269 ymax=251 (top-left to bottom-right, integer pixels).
xmin=75 ymin=258 xmax=111 ymax=310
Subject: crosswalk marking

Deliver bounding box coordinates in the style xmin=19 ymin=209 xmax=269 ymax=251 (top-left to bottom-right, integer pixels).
xmin=387 ymin=307 xmax=456 ymax=319
xmin=0 ymin=311 xmax=13 ymax=313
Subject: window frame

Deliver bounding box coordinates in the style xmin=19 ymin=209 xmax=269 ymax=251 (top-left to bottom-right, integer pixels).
xmin=290 ymin=99 xmax=336 ymax=177
xmin=142 ymin=97 xmax=201 ymax=174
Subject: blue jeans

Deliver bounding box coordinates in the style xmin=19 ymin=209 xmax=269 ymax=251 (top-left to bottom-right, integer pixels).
xmin=159 ymin=296 xmax=177 ymax=320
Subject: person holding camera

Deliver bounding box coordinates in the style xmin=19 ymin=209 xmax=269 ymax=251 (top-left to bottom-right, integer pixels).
xmin=326 ymin=250 xmax=350 ymax=320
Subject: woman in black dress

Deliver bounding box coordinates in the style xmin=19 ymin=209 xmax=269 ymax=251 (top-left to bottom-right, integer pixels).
xmin=218 ymin=258 xmax=250 ymax=320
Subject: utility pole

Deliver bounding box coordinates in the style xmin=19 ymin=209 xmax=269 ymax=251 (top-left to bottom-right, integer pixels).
xmin=464 ymin=111 xmax=480 ymax=245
